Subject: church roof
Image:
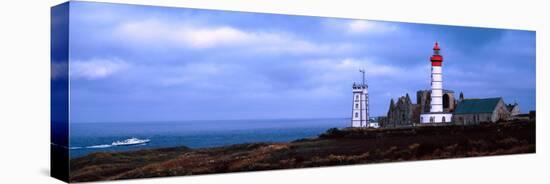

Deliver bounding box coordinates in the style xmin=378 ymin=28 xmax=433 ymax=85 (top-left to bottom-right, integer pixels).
xmin=454 ymin=98 xmax=502 ymax=115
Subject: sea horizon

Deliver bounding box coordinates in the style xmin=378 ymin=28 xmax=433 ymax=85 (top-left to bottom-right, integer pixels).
xmin=69 ymin=117 xmax=348 ymax=158
xmin=70 ymin=117 xmax=350 ymax=124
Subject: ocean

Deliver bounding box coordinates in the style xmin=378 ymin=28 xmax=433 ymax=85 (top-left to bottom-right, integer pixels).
xmin=69 ymin=118 xmax=347 ymax=158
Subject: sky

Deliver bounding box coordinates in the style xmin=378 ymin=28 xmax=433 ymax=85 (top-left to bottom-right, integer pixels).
xmin=58 ymin=2 xmax=536 ymax=123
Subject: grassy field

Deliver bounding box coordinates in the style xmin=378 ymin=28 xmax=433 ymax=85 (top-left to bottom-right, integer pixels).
xmin=69 ymin=121 xmax=535 ymax=182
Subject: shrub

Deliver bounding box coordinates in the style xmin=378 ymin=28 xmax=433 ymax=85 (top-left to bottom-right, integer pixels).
xmin=320 ymin=127 xmax=344 ymax=138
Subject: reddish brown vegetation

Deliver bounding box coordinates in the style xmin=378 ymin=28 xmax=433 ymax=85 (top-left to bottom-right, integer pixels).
xmin=70 ymin=121 xmax=535 ymax=182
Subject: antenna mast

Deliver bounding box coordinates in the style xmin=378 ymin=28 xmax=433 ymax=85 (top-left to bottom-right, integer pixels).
xmin=359 ymin=69 xmax=365 ymax=86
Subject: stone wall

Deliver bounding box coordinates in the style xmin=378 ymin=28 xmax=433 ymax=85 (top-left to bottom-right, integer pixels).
xmin=386 ymin=94 xmax=416 ymax=128
xmin=417 ymin=90 xmax=456 ymax=113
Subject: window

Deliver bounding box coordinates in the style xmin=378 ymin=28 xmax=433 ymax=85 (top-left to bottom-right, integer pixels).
xmin=355 ymin=112 xmax=358 ymax=118
xmin=442 ymin=116 xmax=446 ymax=122
xmin=355 ymin=104 xmax=359 ymax=109
xmin=443 ymin=93 xmax=450 ymax=109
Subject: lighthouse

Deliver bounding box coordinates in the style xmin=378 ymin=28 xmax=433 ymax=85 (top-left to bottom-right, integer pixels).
xmin=420 ymin=42 xmax=453 ymax=123
xmin=351 ymin=69 xmax=369 ymax=127
xmin=430 ymin=42 xmax=444 ymax=113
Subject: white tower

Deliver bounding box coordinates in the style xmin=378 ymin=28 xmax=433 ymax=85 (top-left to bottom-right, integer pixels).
xmin=430 ymin=42 xmax=444 ymax=113
xmin=351 ymin=69 xmax=369 ymax=127
xmin=420 ymin=42 xmax=453 ymax=123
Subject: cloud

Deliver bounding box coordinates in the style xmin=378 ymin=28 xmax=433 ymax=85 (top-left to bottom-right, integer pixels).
xmin=70 ymin=58 xmax=130 ymax=80
xmin=157 ymin=62 xmax=229 ymax=87
xmin=303 ymin=58 xmax=415 ymax=82
xmin=348 ymin=20 xmax=398 ymax=34
xmin=151 ymin=57 xmax=412 ymax=100
xmin=113 ymin=19 xmax=357 ymax=54
xmin=182 ymin=27 xmax=252 ymax=48
xmin=116 ymin=20 xmax=251 ymax=49
xmin=322 ymin=20 xmax=398 ymax=35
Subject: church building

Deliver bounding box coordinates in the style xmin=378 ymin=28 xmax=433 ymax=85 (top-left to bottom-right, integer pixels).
xmin=453 ymin=97 xmax=511 ymax=125
xmin=384 ymin=94 xmax=419 ymax=128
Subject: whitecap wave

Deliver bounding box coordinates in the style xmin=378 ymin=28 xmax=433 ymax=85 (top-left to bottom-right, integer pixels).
xmin=86 ymin=144 xmax=113 ymax=149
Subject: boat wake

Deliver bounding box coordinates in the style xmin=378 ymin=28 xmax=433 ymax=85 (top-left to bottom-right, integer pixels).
xmin=71 ymin=138 xmax=150 ymax=150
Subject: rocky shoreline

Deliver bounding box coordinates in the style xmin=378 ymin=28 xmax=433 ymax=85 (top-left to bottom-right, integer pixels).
xmin=70 ymin=121 xmax=535 ymax=182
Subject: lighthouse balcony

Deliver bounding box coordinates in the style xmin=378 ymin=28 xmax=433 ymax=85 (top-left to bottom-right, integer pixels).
xmin=352 ymin=84 xmax=368 ymax=89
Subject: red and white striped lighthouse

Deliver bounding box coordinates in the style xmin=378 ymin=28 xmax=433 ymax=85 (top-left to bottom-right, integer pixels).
xmin=430 ymin=42 xmax=443 ymax=113
xmin=420 ymin=42 xmax=453 ymax=123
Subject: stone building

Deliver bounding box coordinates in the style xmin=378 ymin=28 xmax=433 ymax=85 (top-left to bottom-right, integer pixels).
xmin=452 ymin=97 xmax=510 ymax=125
xmin=417 ymin=90 xmax=457 ymax=114
xmin=383 ymin=95 xmax=519 ymax=127
xmin=507 ymin=102 xmax=520 ymax=116
xmin=384 ymin=94 xmax=419 ymax=128
xmin=381 ymin=90 xmax=458 ymax=128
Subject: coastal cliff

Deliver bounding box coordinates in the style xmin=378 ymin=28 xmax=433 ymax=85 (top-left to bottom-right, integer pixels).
xmin=70 ymin=121 xmax=535 ymax=182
